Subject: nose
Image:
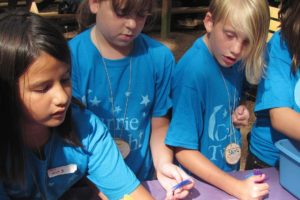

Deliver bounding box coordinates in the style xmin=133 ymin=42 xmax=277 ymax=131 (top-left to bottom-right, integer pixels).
xmin=230 ymin=40 xmax=243 ymax=56
xmin=53 ymin=83 xmax=70 ymax=107
xmin=125 ymin=17 xmax=137 ymax=29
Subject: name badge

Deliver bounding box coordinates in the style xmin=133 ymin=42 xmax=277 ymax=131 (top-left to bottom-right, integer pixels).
xmin=48 ymin=164 xmax=77 ymax=178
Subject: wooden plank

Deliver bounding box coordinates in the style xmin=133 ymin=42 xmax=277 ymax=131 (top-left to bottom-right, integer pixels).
xmin=171 ymin=6 xmax=208 ymax=14
xmin=37 ymin=12 xmax=75 ymax=20
xmin=269 ymin=19 xmax=280 ymax=32
xmin=161 ymin=0 xmax=171 ymax=39
xmin=269 ymin=6 xmax=279 ymax=19
xmin=267 ymin=6 xmax=280 ymax=42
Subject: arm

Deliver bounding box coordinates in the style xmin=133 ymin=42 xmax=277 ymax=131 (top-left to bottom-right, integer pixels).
xmin=175 ymin=148 xmax=269 ymax=200
xmin=270 ymin=107 xmax=300 ymax=140
xmin=150 ymin=117 xmax=194 ymax=199
xmin=72 ymin=108 xmax=154 ymax=200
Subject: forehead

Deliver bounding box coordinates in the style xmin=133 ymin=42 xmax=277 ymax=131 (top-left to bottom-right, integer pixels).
xmin=24 ymin=52 xmax=69 ymax=79
xmin=218 ymin=19 xmax=249 ymax=41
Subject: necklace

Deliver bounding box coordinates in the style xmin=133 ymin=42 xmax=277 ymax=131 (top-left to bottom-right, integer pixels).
xmin=94 ymin=30 xmax=132 ymax=158
xmin=219 ymin=68 xmax=241 ymax=165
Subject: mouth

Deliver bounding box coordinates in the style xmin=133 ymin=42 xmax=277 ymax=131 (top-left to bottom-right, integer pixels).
xmin=120 ymin=34 xmax=134 ymax=41
xmin=51 ymin=110 xmax=66 ymax=118
xmin=222 ymin=55 xmax=237 ymax=65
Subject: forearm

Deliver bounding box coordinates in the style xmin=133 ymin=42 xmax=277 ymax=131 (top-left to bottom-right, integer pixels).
xmin=150 ymin=117 xmax=173 ymax=169
xmin=270 ymin=107 xmax=300 ymax=140
xmin=175 ymin=148 xmax=243 ymax=198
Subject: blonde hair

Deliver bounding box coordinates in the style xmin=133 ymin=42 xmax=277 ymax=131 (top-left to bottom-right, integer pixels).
xmin=209 ymin=0 xmax=270 ymax=84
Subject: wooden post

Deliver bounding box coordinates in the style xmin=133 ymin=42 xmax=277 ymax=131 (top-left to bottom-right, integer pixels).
xmin=161 ymin=0 xmax=171 ymax=39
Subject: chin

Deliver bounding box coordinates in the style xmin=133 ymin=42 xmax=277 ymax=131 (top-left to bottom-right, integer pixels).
xmin=45 ymin=119 xmax=65 ymax=128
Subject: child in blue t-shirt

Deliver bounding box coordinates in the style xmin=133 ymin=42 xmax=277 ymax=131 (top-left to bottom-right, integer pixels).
xmin=0 ymin=10 xmax=154 ymax=200
xmin=246 ymin=0 xmax=300 ymax=169
xmin=69 ymin=0 xmax=193 ymax=198
xmin=166 ymin=0 xmax=270 ymax=199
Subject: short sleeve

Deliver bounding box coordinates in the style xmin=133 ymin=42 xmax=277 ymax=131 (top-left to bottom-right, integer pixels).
xmin=72 ymin=106 xmax=140 ymax=200
xmin=165 ymin=84 xmax=203 ymax=150
xmin=152 ymin=48 xmax=174 ymax=117
xmin=255 ymin=42 xmax=293 ymax=112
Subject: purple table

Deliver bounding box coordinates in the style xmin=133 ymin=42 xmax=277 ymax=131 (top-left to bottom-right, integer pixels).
xmin=143 ymin=168 xmax=297 ymax=200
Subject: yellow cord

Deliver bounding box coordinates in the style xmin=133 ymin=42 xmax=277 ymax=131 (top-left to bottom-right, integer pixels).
xmin=123 ymin=194 xmax=134 ymax=200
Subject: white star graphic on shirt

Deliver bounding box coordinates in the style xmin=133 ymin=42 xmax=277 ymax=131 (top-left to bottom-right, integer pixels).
xmin=114 ymin=106 xmax=122 ymax=113
xmin=140 ymin=95 xmax=150 ymax=106
xmin=90 ymin=96 xmax=101 ymax=107
xmin=125 ymin=91 xmax=131 ymax=97
xmin=223 ymin=109 xmax=228 ymax=118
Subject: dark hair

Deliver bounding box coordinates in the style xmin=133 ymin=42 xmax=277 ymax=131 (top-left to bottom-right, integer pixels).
xmin=0 ymin=9 xmax=77 ymax=182
xmin=279 ymin=0 xmax=300 ymax=72
xmin=76 ymin=0 xmax=155 ymax=32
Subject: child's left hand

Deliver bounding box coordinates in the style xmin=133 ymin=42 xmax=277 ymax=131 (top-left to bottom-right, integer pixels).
xmin=156 ymin=163 xmax=194 ymax=200
xmin=232 ymin=105 xmax=250 ymax=128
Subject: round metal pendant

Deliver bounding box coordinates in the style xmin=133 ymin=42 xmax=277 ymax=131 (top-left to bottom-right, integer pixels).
xmin=225 ymin=143 xmax=241 ymax=165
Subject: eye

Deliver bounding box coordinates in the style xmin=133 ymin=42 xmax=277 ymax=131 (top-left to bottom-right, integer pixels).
xmin=34 ymin=85 xmax=50 ymax=93
xmin=225 ymin=32 xmax=235 ymax=39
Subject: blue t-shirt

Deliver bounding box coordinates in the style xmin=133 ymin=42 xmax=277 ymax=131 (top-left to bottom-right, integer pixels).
xmin=249 ymin=31 xmax=300 ymax=166
xmin=69 ymin=27 xmax=174 ymax=180
xmin=165 ymin=37 xmax=244 ymax=172
xmin=0 ymin=105 xmax=139 ymax=200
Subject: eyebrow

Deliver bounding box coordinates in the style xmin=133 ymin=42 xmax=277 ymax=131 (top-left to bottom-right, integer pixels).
xmin=29 ymin=68 xmax=70 ymax=89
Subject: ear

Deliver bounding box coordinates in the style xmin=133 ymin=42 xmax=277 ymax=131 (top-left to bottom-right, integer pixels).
xmin=203 ymin=12 xmax=214 ymax=33
xmin=89 ymin=0 xmax=99 ymax=14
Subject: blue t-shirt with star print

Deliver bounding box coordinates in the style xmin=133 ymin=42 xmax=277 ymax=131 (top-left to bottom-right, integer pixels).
xmin=165 ymin=37 xmax=244 ymax=172
xmin=69 ymin=27 xmax=174 ymax=181
xmin=249 ymin=31 xmax=300 ymax=166
xmin=0 ymin=104 xmax=139 ymax=200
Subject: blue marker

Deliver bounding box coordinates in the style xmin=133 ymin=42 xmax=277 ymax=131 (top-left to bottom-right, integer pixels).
xmin=172 ymin=179 xmax=192 ymax=191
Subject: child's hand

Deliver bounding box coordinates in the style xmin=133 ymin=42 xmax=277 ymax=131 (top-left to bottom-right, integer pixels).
xmin=232 ymin=105 xmax=250 ymax=128
xmin=156 ymin=162 xmax=194 ymax=200
xmin=238 ymin=174 xmax=269 ymax=200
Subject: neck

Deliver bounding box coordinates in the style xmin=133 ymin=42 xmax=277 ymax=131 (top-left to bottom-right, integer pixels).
xmin=92 ymin=27 xmax=133 ymax=59
xmin=21 ymin=121 xmax=51 ymax=149
xmin=203 ymin=33 xmax=212 ymax=53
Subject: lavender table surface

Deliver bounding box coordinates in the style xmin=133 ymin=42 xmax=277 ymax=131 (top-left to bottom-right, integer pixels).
xmin=143 ymin=168 xmax=297 ymax=200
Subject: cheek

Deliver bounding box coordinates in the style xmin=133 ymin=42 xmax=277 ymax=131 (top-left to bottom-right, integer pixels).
xmin=137 ymin=19 xmax=146 ymax=29
xmin=66 ymin=86 xmax=72 ymax=101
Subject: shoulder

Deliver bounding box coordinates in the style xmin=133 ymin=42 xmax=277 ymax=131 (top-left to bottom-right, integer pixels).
xmin=68 ymin=28 xmax=93 ymax=52
xmin=135 ymin=34 xmax=174 ymax=61
xmin=175 ymin=37 xmax=215 ymax=80
xmin=267 ymin=31 xmax=291 ymax=63
xmin=71 ymin=103 xmax=107 ymax=142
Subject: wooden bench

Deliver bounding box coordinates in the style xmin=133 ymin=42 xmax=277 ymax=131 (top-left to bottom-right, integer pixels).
xmin=159 ymin=0 xmax=207 ymax=39
xmin=268 ymin=6 xmax=280 ymax=41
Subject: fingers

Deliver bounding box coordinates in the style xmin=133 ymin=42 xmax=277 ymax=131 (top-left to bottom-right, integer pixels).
xmin=173 ymin=189 xmax=189 ymax=199
xmin=232 ymin=105 xmax=250 ymax=127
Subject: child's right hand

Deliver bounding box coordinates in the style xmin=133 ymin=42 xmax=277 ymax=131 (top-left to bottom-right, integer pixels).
xmin=238 ymin=174 xmax=269 ymax=200
xmin=156 ymin=162 xmax=194 ymax=200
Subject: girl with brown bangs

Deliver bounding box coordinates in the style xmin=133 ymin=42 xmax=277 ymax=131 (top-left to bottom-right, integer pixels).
xmin=0 ymin=9 xmax=154 ymax=200
xmin=69 ymin=0 xmax=194 ymax=199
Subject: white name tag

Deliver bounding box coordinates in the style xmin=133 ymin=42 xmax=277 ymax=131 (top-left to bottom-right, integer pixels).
xmin=47 ymin=164 xmax=77 ymax=178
